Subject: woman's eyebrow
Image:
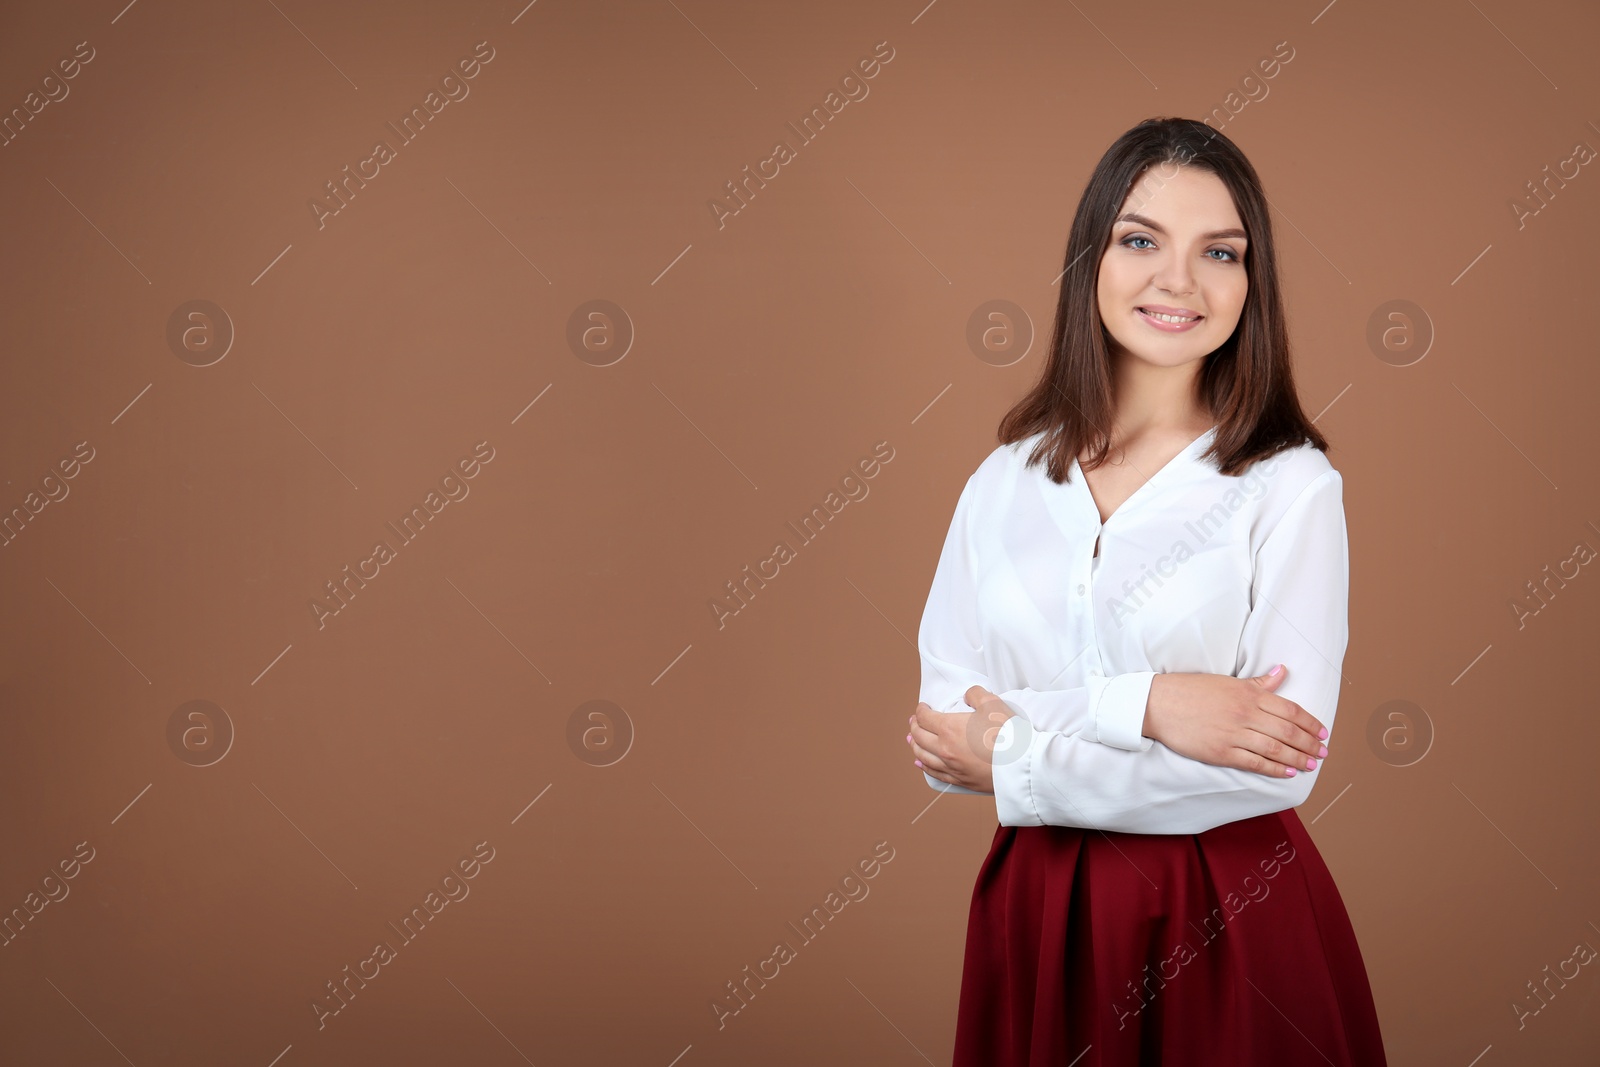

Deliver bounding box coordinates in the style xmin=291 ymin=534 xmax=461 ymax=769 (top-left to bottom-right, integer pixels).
xmin=1116 ymin=212 xmax=1248 ymax=241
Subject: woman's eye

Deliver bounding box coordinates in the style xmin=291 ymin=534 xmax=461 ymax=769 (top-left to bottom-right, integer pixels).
xmin=1120 ymin=235 xmax=1240 ymax=262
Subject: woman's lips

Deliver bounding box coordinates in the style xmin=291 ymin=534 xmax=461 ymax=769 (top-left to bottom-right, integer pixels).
xmin=1136 ymin=306 xmax=1204 ymax=332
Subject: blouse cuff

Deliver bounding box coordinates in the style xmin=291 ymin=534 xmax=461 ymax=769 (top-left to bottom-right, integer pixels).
xmin=992 ymin=716 xmax=1040 ymax=825
xmin=1091 ymin=670 xmax=1158 ymax=752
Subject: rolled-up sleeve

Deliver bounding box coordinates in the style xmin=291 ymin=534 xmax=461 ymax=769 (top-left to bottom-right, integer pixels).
xmin=916 ymin=473 xmax=1162 ymax=796
xmin=990 ymin=469 xmax=1350 ymax=833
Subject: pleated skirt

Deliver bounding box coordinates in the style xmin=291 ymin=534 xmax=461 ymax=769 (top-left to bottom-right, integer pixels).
xmin=951 ymin=808 xmax=1387 ymax=1066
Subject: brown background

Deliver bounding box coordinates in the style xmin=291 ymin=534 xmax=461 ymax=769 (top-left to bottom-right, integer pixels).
xmin=3 ymin=0 xmax=1598 ymax=1063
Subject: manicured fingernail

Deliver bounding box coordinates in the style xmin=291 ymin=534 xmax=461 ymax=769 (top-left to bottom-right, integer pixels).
xmin=1306 ymin=758 xmax=1318 ymax=770
xmin=914 ymin=760 xmax=923 ymax=768
xmin=906 ymin=734 xmax=913 ymax=743
xmin=1318 ymin=727 xmax=1328 ymax=739
xmin=1269 ymin=664 xmax=1283 ymax=677
xmin=1285 ymin=767 xmax=1297 ymax=776
xmin=1317 ymin=745 xmax=1328 ymax=758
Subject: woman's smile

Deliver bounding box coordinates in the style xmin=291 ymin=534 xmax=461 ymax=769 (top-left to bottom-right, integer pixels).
xmin=1135 ymin=305 xmax=1205 ymax=331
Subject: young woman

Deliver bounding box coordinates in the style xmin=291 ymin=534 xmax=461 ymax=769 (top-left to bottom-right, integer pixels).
xmin=905 ymin=117 xmax=1387 ymax=1064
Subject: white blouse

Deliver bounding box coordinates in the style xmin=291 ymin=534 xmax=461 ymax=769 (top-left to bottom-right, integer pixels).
xmin=917 ymin=425 xmax=1350 ymax=835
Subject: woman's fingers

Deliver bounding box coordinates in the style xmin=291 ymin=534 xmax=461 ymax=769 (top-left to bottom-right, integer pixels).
xmin=1220 ymin=739 xmax=1307 ymax=778
xmin=1233 ymin=721 xmax=1323 ymax=778
xmin=910 ymin=736 xmax=949 ymax=777
xmin=1259 ymin=689 xmax=1329 ymax=746
xmin=1255 ymin=698 xmax=1329 ymax=766
xmin=1247 ymin=669 xmax=1331 ymax=766
xmin=907 ymin=715 xmax=949 ymax=777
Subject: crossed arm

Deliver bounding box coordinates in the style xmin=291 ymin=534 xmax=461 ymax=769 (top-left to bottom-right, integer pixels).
xmin=913 ymin=469 xmax=1349 ymax=835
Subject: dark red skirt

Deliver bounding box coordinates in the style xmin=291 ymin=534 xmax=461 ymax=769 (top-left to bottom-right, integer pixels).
xmin=951 ymin=809 xmax=1387 ymax=1065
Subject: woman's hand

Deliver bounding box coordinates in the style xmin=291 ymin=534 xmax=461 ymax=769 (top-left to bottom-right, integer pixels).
xmin=907 ymin=686 xmax=1018 ymax=794
xmin=1144 ymin=665 xmax=1330 ymax=778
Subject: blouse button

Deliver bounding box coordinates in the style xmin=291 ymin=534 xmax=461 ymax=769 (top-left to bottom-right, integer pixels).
xmin=1076 ymin=583 xmax=1086 ymax=597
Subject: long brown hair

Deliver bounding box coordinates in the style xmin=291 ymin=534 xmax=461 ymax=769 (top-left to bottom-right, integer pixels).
xmin=998 ymin=116 xmax=1327 ymax=481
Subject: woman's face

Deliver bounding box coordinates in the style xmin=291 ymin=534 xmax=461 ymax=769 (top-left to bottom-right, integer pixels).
xmin=1096 ymin=164 xmax=1249 ymax=372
